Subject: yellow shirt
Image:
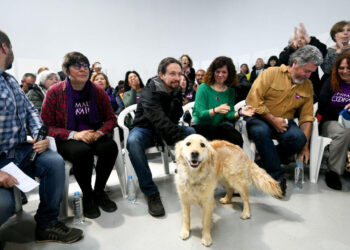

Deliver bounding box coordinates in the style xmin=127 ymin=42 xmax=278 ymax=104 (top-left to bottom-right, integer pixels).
xmin=246 ymin=65 xmax=314 ymax=125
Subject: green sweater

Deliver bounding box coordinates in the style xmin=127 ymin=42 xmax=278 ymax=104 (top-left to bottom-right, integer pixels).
xmin=193 ymin=83 xmax=236 ymax=126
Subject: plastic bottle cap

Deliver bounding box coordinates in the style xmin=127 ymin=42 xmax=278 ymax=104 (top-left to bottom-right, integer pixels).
xmin=296 ymin=163 xmax=302 ymax=167
xmin=128 ymin=175 xmax=133 ymax=180
xmin=74 ymin=191 xmax=80 ymax=196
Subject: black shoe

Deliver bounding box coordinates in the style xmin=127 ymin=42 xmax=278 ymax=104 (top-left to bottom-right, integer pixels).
xmin=21 ymin=191 xmax=28 ymax=205
xmin=94 ymin=191 xmax=117 ymax=212
xmin=36 ymin=222 xmax=83 ymax=243
xmin=147 ymin=192 xmax=165 ymax=217
xmin=83 ymin=196 xmax=101 ymax=219
xmin=325 ymin=171 xmax=342 ymax=190
xmin=279 ymin=178 xmax=287 ymax=197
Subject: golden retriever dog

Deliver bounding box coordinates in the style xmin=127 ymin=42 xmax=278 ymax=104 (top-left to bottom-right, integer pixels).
xmin=175 ymin=134 xmax=282 ymax=246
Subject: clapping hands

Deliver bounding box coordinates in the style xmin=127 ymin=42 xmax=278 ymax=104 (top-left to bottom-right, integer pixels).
xmin=291 ymin=23 xmax=311 ymax=49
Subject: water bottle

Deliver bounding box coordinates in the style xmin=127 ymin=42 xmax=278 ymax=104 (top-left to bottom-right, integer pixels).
xmin=127 ymin=175 xmax=137 ymax=204
xmin=295 ymin=158 xmax=304 ymax=190
xmin=73 ymin=192 xmax=84 ymax=224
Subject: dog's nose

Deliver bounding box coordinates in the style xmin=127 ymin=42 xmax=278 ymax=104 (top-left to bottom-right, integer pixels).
xmin=191 ymin=151 xmax=199 ymax=159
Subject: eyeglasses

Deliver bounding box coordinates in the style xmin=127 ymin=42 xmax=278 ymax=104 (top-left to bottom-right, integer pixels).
xmin=70 ymin=63 xmax=90 ymax=70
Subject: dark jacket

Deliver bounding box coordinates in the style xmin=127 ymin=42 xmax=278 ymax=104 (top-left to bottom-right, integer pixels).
xmin=235 ymin=72 xmax=252 ymax=104
xmin=279 ymin=36 xmax=327 ymax=101
xmin=318 ymin=77 xmax=343 ymax=127
xmin=26 ymin=84 xmax=45 ymax=112
xmin=132 ymin=76 xmax=186 ymax=145
xmin=249 ymin=65 xmax=267 ymax=84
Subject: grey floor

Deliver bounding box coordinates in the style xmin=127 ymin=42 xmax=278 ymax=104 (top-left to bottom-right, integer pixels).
xmin=1 ymin=157 xmax=350 ymax=250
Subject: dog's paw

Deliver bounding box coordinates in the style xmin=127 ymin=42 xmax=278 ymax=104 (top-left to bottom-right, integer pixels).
xmin=201 ymin=234 xmax=212 ymax=247
xmin=219 ymin=196 xmax=231 ymax=204
xmin=240 ymin=212 xmax=251 ymax=220
xmin=180 ymin=228 xmax=190 ymax=240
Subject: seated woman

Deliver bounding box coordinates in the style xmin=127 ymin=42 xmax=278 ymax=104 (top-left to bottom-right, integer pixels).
xmin=249 ymin=58 xmax=266 ymax=84
xmin=236 ymin=63 xmax=252 ymax=104
xmin=266 ymin=55 xmax=280 ymax=68
xmin=319 ymin=51 xmax=350 ymax=190
xmin=92 ymin=72 xmax=124 ymax=115
xmin=179 ymin=73 xmax=195 ymax=105
xmin=41 ymin=52 xmax=118 ymax=219
xmin=192 ymin=56 xmax=254 ymax=147
xmin=321 ymin=20 xmax=350 ymax=76
xmin=123 ymin=71 xmax=144 ymax=107
xmin=27 ymin=70 xmax=59 ymax=112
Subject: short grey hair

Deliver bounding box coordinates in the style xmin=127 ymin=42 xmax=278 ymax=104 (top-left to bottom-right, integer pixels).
xmin=288 ymin=45 xmax=323 ymax=67
xmin=37 ymin=70 xmax=58 ymax=87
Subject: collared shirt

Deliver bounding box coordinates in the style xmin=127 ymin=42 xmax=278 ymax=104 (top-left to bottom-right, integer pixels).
xmin=0 ymin=69 xmax=42 ymax=155
xmin=246 ymin=65 xmax=314 ymax=125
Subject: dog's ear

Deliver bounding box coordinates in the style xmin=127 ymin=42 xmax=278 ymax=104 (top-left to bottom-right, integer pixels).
xmin=175 ymin=140 xmax=184 ymax=163
xmin=207 ymin=143 xmax=216 ymax=166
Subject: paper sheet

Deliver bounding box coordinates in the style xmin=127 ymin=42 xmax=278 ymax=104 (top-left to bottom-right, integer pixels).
xmin=1 ymin=162 xmax=39 ymax=192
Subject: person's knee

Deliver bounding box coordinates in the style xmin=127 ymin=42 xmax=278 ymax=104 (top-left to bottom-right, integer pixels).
xmin=127 ymin=132 xmax=143 ymax=151
xmin=45 ymin=152 xmax=65 ymax=178
xmin=99 ymin=138 xmax=118 ymax=157
xmin=248 ymin=124 xmax=270 ymax=139
xmin=0 ymin=191 xmax=15 ymax=226
xmin=184 ymin=126 xmax=196 ymax=135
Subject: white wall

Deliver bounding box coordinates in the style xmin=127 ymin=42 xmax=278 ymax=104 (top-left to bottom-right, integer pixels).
xmin=1 ymin=0 xmax=349 ymax=85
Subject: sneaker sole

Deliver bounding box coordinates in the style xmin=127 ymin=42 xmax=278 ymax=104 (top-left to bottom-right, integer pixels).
xmin=148 ymin=209 xmax=165 ymax=217
xmin=36 ymin=235 xmax=83 ymax=244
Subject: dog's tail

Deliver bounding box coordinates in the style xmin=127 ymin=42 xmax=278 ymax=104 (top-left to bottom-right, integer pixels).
xmin=250 ymin=162 xmax=283 ymax=198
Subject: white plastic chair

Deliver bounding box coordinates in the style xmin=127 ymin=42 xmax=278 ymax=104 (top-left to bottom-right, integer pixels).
xmin=180 ymin=101 xmax=195 ymax=125
xmin=117 ymin=104 xmax=170 ymax=183
xmin=234 ymin=100 xmax=258 ymax=160
xmin=234 ymin=100 xmax=288 ymax=162
xmin=309 ymin=103 xmax=332 ymax=183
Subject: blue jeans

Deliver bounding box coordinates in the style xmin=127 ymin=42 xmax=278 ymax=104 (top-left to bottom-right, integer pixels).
xmin=0 ymin=143 xmax=65 ymax=229
xmin=127 ymin=126 xmax=195 ymax=195
xmin=245 ymin=116 xmax=306 ymax=180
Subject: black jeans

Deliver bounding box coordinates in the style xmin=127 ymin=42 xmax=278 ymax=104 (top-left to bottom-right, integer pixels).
xmin=57 ymin=135 xmax=118 ymax=197
xmin=192 ymin=122 xmax=243 ymax=147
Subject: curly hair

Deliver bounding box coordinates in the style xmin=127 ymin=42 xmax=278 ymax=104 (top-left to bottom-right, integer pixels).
xmin=91 ymin=72 xmax=111 ymax=89
xmin=203 ymin=56 xmax=238 ymax=87
xmin=331 ymin=51 xmax=350 ymax=92
xmin=124 ymin=70 xmax=144 ymax=92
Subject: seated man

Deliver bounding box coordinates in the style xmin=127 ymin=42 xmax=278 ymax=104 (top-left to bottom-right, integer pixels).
xmin=0 ymin=29 xmax=82 ymax=243
xmin=127 ymin=57 xmax=195 ymax=217
xmin=245 ymin=45 xmax=323 ymax=196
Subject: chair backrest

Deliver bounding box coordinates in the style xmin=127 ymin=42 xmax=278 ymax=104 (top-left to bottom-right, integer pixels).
xmin=180 ymin=101 xmax=195 ymax=125
xmin=118 ymin=104 xmax=137 ymax=148
xmin=182 ymin=101 xmax=195 ymax=115
xmin=234 ymin=100 xmax=246 ymax=111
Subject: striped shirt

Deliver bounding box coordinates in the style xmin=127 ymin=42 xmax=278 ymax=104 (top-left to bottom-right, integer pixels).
xmin=0 ymin=69 xmax=42 ymax=156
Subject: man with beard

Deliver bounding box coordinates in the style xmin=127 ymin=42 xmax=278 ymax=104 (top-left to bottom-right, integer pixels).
xmin=245 ymin=45 xmax=323 ymax=197
xmin=127 ymin=57 xmax=195 ymax=217
xmin=0 ymin=29 xmax=83 ymax=244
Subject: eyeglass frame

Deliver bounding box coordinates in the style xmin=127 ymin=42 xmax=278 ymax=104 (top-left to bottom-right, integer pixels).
xmin=69 ymin=63 xmax=90 ymax=70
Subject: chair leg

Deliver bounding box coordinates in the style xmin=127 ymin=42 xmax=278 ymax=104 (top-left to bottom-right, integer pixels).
xmin=115 ymin=151 xmax=127 ymax=198
xmin=162 ymin=146 xmax=170 ymax=175
xmin=309 ymin=138 xmax=332 ymax=183
xmin=59 ymin=162 xmax=72 ymax=220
